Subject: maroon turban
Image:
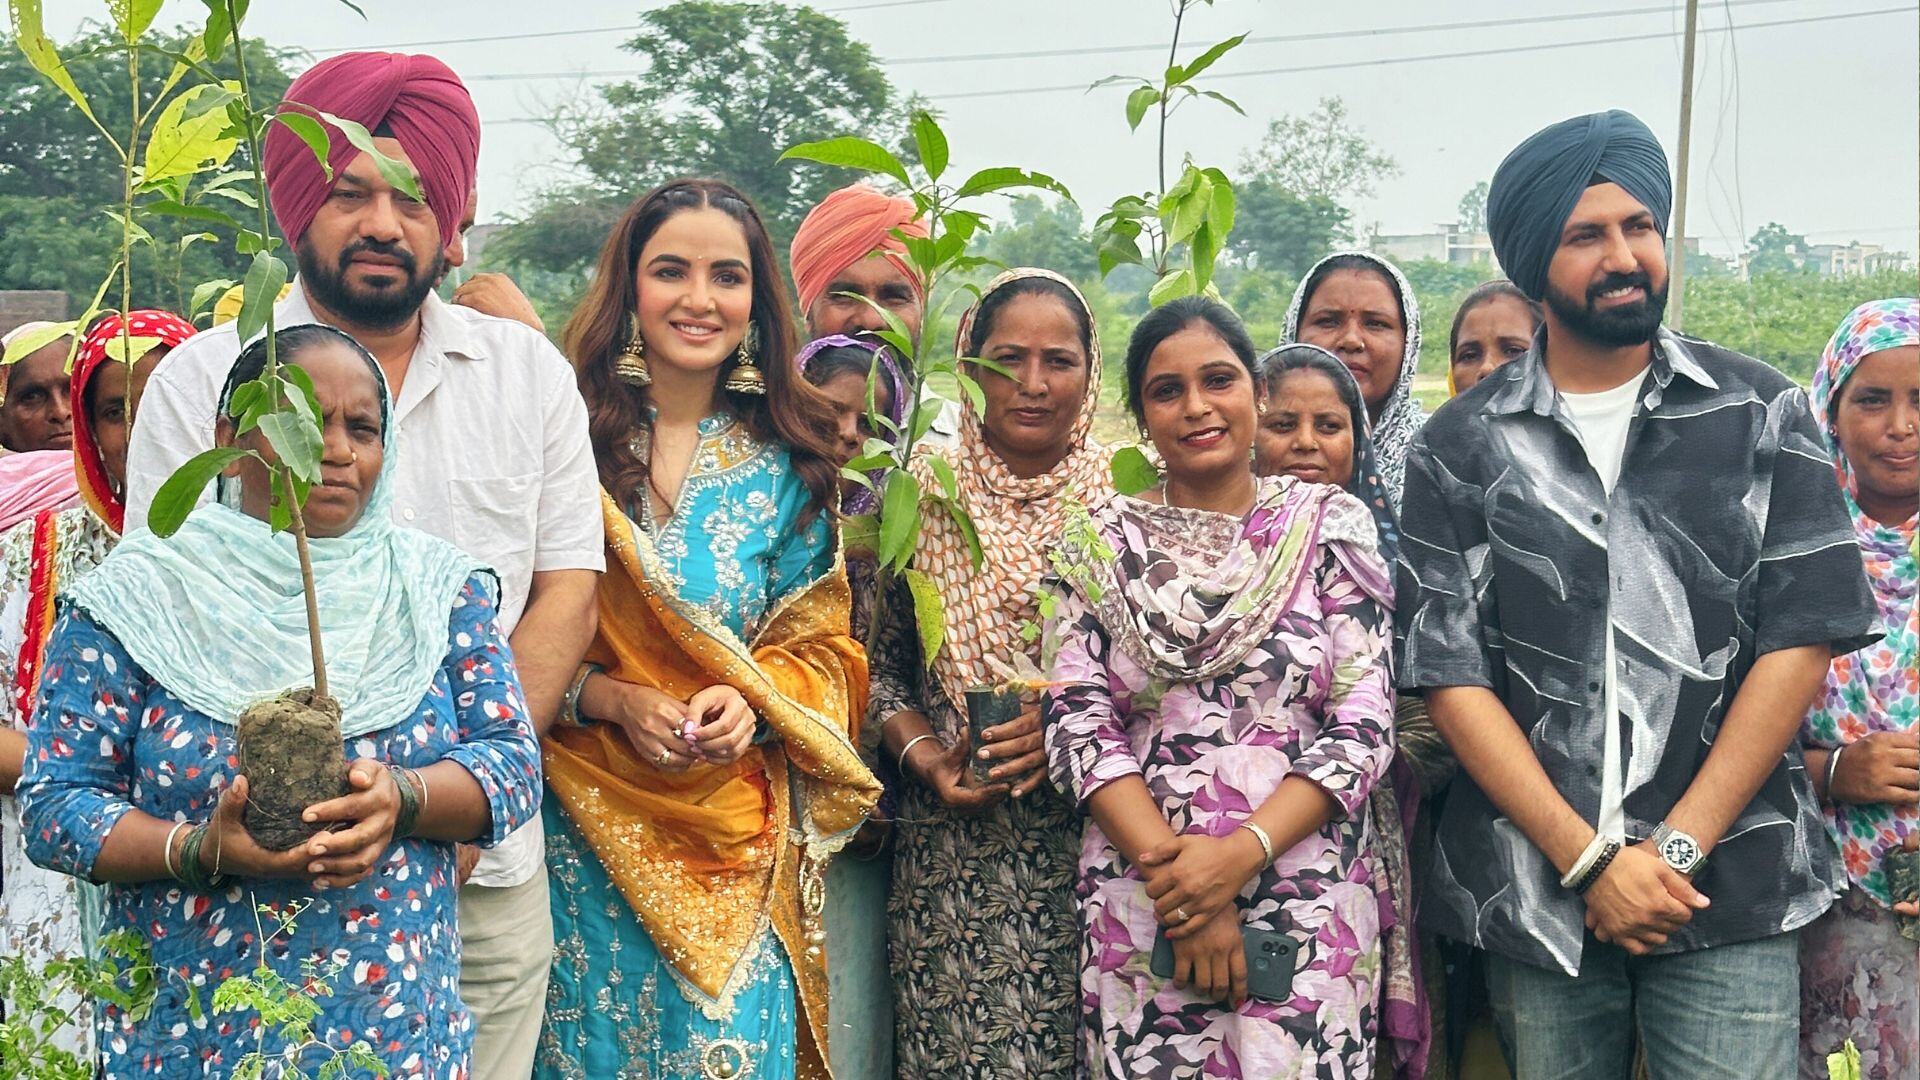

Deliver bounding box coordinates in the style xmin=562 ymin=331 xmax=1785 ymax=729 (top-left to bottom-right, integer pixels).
xmin=263 ymin=51 xmax=480 ymax=249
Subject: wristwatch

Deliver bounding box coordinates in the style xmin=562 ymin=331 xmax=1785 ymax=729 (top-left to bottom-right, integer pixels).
xmin=1649 ymin=823 xmax=1704 ymax=875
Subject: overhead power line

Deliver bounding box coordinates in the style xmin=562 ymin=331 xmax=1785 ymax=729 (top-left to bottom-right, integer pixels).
xmin=452 ymin=0 xmax=1818 ymax=82
xmin=926 ymin=4 xmax=1914 ymax=102
xmin=479 ymin=3 xmax=1915 ymax=122
xmin=310 ymin=0 xmax=958 ymax=54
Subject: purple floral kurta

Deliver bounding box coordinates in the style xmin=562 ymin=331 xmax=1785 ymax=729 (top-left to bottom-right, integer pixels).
xmin=1043 ymin=494 xmax=1397 ymax=1079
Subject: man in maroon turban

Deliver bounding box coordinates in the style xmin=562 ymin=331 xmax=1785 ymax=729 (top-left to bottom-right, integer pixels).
xmin=126 ymin=52 xmax=603 ymax=1080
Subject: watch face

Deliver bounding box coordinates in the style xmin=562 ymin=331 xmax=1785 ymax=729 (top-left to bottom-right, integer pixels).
xmin=1660 ymin=833 xmax=1701 ymax=869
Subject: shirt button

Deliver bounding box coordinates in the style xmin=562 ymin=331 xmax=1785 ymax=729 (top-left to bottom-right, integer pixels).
xmin=1591 ymin=512 xmax=1605 ymax=525
xmin=402 ymin=507 xmax=417 ymax=522
xmin=1588 ymin=681 xmax=1601 ymax=693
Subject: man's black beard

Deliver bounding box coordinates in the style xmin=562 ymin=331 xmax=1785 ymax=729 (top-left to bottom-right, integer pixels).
xmin=1544 ymin=270 xmax=1669 ymax=348
xmin=296 ymin=237 xmax=443 ymax=331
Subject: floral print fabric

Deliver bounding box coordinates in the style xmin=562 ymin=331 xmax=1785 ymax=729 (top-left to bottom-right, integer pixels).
xmin=1803 ymin=297 xmax=1919 ymax=906
xmin=16 ymin=577 xmax=539 ymax=1078
xmin=1041 ymin=485 xmax=1397 ymax=1078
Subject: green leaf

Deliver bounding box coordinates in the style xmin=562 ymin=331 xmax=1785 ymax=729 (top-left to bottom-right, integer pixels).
xmin=943 ymin=497 xmax=985 ymax=569
xmin=779 ymin=136 xmax=912 ymax=190
xmin=179 ymin=231 xmax=218 ymax=255
xmin=271 ymin=112 xmax=334 ymax=182
xmin=111 ymin=0 xmax=165 ymax=41
xmin=909 ymin=111 xmax=948 ymax=182
xmin=1177 ymin=32 xmax=1248 ymax=84
xmin=838 ymin=466 xmax=875 ymax=492
xmin=926 ymin=455 xmax=959 ymax=501
xmin=143 ymin=82 xmax=243 ymax=184
xmin=315 ymin=109 xmax=423 ymax=201
xmin=189 ymin=278 xmax=238 ymax=319
xmin=103 ymin=335 xmax=164 ymax=365
xmin=1 ymin=320 xmax=75 ymax=365
xmin=1199 ymin=89 xmax=1245 ymax=116
xmin=10 ymin=0 xmax=105 ymax=132
xmin=149 ymin=448 xmax=249 ymax=536
xmin=1109 ymin=446 xmax=1160 ymax=495
xmin=1087 ymin=74 xmax=1152 ymax=90
xmin=876 ymin=471 xmax=921 ymax=570
xmin=234 ymin=229 xmax=271 ymax=255
xmin=200 ymin=0 xmax=247 ymax=61
xmin=954 ymin=369 xmax=987 ymax=415
xmin=1147 ymin=268 xmax=1195 ymax=307
xmin=279 ymin=366 xmax=321 ymax=426
xmin=1167 ymin=169 xmax=1213 ymax=245
xmin=953 ymin=167 xmax=1071 ymax=202
xmin=259 ymin=410 xmax=323 ymax=484
xmin=143 ymin=199 xmax=243 ymax=231
xmin=1125 ymin=85 xmax=1160 ymax=132
xmin=103 ymin=209 xmax=156 ymax=248
xmin=178 ymin=84 xmax=240 ymax=123
xmin=904 ymin=567 xmax=945 ymax=665
xmin=1190 ymin=222 xmax=1220 ymax=293
xmin=235 ymin=251 xmax=288 ymax=345
xmin=1205 ymin=170 xmax=1235 ymax=237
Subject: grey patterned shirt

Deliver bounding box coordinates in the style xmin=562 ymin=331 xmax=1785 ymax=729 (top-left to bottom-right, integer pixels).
xmin=1395 ymin=328 xmax=1878 ymax=975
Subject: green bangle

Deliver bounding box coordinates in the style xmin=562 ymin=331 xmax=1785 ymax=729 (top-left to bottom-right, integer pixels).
xmin=389 ymin=764 xmax=422 ymax=839
xmin=177 ymin=823 xmax=229 ymax=893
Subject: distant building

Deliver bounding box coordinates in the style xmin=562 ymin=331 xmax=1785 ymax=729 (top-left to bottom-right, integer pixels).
xmin=1370 ymin=222 xmax=1495 ymax=268
xmin=1737 ymin=239 xmax=1911 ymax=278
xmin=0 ymin=291 xmax=68 ymax=340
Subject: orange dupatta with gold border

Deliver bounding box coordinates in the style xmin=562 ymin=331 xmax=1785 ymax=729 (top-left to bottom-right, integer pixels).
xmin=542 ymin=492 xmax=880 ymax=1079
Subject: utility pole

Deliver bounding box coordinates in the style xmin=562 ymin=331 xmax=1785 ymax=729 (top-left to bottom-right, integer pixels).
xmin=1670 ymin=0 xmax=1701 ymax=331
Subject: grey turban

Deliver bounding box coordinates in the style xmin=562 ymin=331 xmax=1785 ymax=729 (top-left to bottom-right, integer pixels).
xmin=1486 ymin=110 xmax=1673 ymax=300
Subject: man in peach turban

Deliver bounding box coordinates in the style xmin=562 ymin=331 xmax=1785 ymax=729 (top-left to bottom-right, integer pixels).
xmin=791 ymin=183 xmax=929 ymax=344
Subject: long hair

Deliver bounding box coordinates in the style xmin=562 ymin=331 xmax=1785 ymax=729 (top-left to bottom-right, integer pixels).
xmin=564 ymin=178 xmax=840 ymax=519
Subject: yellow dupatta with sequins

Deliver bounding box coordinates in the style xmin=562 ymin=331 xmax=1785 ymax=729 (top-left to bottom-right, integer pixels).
xmin=542 ymin=492 xmax=880 ymax=1079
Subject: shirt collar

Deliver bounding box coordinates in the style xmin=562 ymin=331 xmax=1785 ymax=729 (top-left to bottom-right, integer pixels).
xmin=283 ymin=280 xmax=485 ymax=362
xmin=1485 ymin=324 xmax=1718 ymax=419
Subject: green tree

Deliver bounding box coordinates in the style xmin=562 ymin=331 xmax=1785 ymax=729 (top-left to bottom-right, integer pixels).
xmin=1456 ymin=180 xmax=1489 ymax=234
xmin=0 ymin=24 xmax=294 ymax=312
xmin=489 ymin=1 xmax=901 ymax=281
xmin=1225 ymin=180 xmax=1348 ymax=277
xmin=1746 ymin=221 xmax=1813 ymax=276
xmin=982 ymin=195 xmax=1097 ymax=280
xmin=1240 ymin=97 xmax=1397 ymax=205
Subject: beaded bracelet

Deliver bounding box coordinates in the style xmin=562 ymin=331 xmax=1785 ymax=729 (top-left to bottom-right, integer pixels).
xmin=1573 ymin=838 xmax=1623 ymax=895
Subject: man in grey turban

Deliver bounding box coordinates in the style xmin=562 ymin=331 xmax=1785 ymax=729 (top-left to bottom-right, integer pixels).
xmin=1393 ymin=110 xmax=1877 ymax=1079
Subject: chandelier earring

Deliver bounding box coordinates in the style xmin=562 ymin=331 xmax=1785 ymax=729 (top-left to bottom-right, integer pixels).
xmin=723 ymin=321 xmax=766 ymax=396
xmin=615 ymin=313 xmax=651 ymax=387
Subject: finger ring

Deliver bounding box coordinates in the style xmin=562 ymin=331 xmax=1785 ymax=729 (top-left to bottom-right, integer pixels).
xmin=656 ymin=749 xmax=673 ymax=767
xmin=1172 ymin=908 xmax=1191 ymax=924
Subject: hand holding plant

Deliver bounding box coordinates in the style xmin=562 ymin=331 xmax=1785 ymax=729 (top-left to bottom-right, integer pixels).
xmin=201 ymin=776 xmax=327 ymax=881
xmin=974 ymin=704 xmax=1047 ymax=797
xmin=299 ymin=759 xmax=403 ymax=890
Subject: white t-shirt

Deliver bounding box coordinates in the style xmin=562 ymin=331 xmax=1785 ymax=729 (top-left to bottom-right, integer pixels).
xmin=1559 ymin=371 xmax=1645 ymax=841
xmin=126 ymin=283 xmax=605 ymax=889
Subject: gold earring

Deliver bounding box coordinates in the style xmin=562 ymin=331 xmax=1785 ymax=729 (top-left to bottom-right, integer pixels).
xmin=616 ymin=315 xmax=651 ymax=387
xmin=724 ymin=321 xmax=766 ymax=396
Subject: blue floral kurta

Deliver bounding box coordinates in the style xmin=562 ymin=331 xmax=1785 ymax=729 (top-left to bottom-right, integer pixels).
xmin=17 ymin=575 xmax=539 ymax=1079
xmin=538 ymin=414 xmax=832 ymax=1080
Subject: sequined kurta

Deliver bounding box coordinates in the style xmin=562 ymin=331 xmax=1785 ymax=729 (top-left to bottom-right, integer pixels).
xmin=538 ymin=415 xmax=847 ymax=1080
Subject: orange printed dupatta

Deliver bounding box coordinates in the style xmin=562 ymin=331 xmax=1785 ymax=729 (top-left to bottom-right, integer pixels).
xmin=542 ymin=492 xmax=880 ymax=1078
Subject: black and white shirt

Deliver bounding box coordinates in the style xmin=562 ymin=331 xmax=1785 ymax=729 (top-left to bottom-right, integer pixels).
xmin=1395 ymin=327 xmax=1878 ymax=975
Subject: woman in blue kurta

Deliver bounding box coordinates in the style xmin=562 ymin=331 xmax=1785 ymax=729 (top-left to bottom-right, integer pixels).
xmin=17 ymin=325 xmax=541 ymax=1078
xmin=538 ymin=179 xmax=877 ymax=1080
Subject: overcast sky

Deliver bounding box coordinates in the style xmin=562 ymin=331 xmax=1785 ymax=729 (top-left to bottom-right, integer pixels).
xmin=47 ymin=0 xmax=1920 ymax=258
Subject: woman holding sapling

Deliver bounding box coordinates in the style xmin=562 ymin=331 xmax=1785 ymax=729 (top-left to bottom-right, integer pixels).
xmin=1041 ymin=297 xmax=1396 ymax=1077
xmin=538 ymin=178 xmax=876 ymax=1080
xmin=17 ymin=324 xmax=541 ymax=1077
xmin=867 ymin=267 xmax=1110 ymax=1076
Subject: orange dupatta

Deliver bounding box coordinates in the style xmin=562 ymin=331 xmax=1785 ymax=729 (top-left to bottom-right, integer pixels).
xmin=542 ymin=492 xmax=880 ymax=1078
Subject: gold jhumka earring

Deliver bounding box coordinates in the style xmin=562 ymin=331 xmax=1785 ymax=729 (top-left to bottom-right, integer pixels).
xmin=723 ymin=321 xmax=766 ymax=395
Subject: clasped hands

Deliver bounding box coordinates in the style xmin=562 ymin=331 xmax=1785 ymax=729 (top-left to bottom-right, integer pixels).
xmin=611 ymin=681 xmax=756 ymax=771
xmin=1581 ymin=841 xmax=1712 ymax=954
xmin=197 ymin=760 xmax=404 ymax=891
xmin=1137 ymin=829 xmax=1269 ymax=1006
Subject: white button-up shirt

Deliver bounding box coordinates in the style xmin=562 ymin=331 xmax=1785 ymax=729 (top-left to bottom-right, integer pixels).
xmin=126 ymin=283 xmax=603 ymax=889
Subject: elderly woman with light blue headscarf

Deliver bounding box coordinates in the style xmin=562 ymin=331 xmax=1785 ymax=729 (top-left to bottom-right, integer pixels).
xmin=17 ymin=324 xmax=541 ymax=1077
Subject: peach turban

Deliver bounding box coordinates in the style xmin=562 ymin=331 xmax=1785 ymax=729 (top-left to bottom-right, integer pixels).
xmin=789 ymin=184 xmax=927 ymax=314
